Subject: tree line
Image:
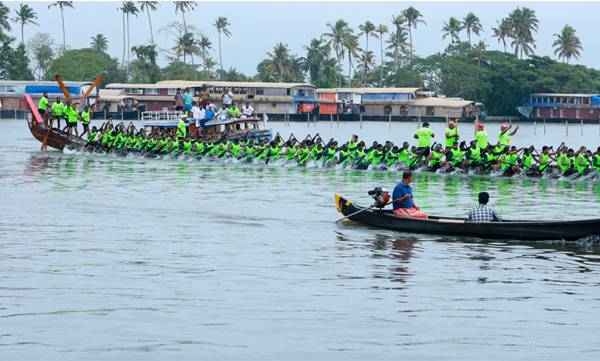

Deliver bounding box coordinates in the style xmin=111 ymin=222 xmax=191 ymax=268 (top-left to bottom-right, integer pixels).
xmin=0 ymin=2 xmax=595 ymax=115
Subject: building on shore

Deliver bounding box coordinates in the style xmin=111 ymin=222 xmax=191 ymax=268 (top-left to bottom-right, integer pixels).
xmin=518 ymin=93 xmax=600 ymax=123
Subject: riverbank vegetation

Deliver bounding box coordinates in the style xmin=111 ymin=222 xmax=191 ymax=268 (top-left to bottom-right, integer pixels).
xmin=0 ymin=2 xmax=597 ymax=115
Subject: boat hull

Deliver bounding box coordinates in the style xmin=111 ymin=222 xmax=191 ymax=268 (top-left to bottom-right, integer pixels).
xmin=335 ymin=194 xmax=600 ymax=241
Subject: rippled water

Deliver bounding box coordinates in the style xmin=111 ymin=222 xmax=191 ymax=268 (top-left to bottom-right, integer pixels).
xmin=1 ymin=118 xmax=600 ymax=360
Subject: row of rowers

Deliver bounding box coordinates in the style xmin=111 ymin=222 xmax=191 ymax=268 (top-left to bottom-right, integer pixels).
xmin=81 ymin=120 xmax=600 ymax=177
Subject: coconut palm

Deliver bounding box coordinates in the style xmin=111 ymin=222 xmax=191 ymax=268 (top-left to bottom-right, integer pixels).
xmin=47 ymin=1 xmax=73 ymax=52
xmin=492 ymin=19 xmax=512 ymax=52
xmin=12 ymin=3 xmax=38 ymax=44
xmin=356 ymin=50 xmax=375 ymax=85
xmin=174 ymin=31 xmax=200 ymax=64
xmin=343 ymin=33 xmax=359 ymax=81
xmin=401 ymin=6 xmax=425 ymax=61
xmin=0 ymin=2 xmax=11 ymax=34
xmin=388 ymin=15 xmax=408 ymax=70
xmin=90 ymin=33 xmax=109 ymax=52
xmin=358 ymin=21 xmax=378 ymax=84
xmin=442 ymin=17 xmax=462 ymax=44
xmin=301 ymin=38 xmax=334 ymax=86
xmin=139 ymin=1 xmax=159 ymax=44
xmin=462 ymin=12 xmax=482 ymax=47
xmin=174 ymin=1 xmax=196 ymax=32
xmin=552 ymin=25 xmax=583 ymax=63
xmin=198 ymin=34 xmax=212 ymax=71
xmin=375 ymin=24 xmax=388 ymax=86
xmin=213 ymin=16 xmax=231 ymax=71
xmin=120 ymin=1 xmax=139 ymax=70
xmin=266 ymin=42 xmax=291 ymax=83
xmin=506 ymin=7 xmax=539 ymax=59
xmin=323 ymin=19 xmax=353 ymax=85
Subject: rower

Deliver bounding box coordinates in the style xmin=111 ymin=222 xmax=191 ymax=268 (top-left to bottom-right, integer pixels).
xmin=348 ymin=134 xmax=359 ymax=153
xmin=414 ymin=122 xmax=434 ymax=158
xmin=392 ymin=171 xmax=428 ymax=219
xmin=80 ymin=106 xmax=92 ymax=138
xmin=444 ymin=120 xmax=459 ymax=148
xmin=51 ymin=97 xmax=64 ymax=130
xmin=475 ymin=123 xmax=488 ymax=150
xmin=498 ymin=123 xmax=519 ymax=149
xmin=593 ymin=147 xmax=600 ymax=173
xmin=467 ymin=192 xmax=501 ymax=222
xmin=37 ymin=92 xmax=49 ymax=123
xmin=64 ymin=101 xmax=79 ymax=136
xmin=177 ymin=116 xmax=187 ymax=140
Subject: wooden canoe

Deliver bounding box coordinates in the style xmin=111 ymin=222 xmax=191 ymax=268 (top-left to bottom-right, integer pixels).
xmin=335 ymin=193 xmax=600 ymax=241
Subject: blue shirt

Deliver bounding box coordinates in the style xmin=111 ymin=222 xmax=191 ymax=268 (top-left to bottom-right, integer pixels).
xmin=183 ymin=92 xmax=193 ymax=105
xmin=205 ymin=109 xmax=215 ymax=120
xmin=392 ymin=182 xmax=413 ymax=210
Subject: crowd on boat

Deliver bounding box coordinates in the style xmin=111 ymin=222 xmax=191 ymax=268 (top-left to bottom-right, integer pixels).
xmin=68 ymin=113 xmax=600 ymax=180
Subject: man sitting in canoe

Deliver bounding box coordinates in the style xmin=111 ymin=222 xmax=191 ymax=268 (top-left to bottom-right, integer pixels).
xmin=468 ymin=192 xmax=501 ymax=222
xmin=392 ymin=171 xmax=428 ymax=219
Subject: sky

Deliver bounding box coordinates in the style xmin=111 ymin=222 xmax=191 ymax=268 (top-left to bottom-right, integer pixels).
xmin=5 ymin=1 xmax=600 ymax=76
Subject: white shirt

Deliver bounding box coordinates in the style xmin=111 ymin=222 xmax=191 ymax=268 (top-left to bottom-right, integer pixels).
xmin=191 ymin=106 xmax=201 ymax=119
xmin=242 ymin=105 xmax=254 ymax=117
xmin=217 ymin=107 xmax=229 ymax=120
xmin=223 ymin=91 xmax=233 ymax=105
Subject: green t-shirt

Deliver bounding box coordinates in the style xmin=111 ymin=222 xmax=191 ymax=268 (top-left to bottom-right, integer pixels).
xmin=475 ymin=130 xmax=488 ymax=149
xmin=38 ymin=96 xmax=48 ymax=110
xmin=415 ymin=127 xmax=433 ymax=148
xmin=498 ymin=131 xmax=511 ymax=146
xmin=445 ymin=127 xmax=459 ymax=147
xmin=51 ymin=102 xmax=64 ymax=116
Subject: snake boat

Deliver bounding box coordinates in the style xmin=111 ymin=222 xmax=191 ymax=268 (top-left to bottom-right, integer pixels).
xmin=335 ymin=193 xmax=600 ymax=241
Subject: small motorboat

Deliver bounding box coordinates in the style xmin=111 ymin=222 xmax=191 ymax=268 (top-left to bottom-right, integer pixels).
xmin=335 ymin=193 xmax=600 ymax=241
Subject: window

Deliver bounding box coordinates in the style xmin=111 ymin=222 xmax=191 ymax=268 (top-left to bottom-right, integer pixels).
xmin=271 ymin=103 xmax=277 ymax=111
xmin=384 ymin=105 xmax=392 ymax=115
xmin=399 ymin=105 xmax=408 ymax=116
xmin=256 ymin=88 xmax=264 ymax=95
xmin=426 ymin=106 xmax=435 ymax=116
xmin=583 ymin=97 xmax=590 ymax=105
xmin=550 ymin=108 xmax=555 ymax=117
xmin=145 ymin=88 xmax=159 ymax=95
xmin=559 ymin=108 xmax=564 ymax=118
xmin=167 ymin=88 xmax=177 ymax=95
xmin=126 ymin=88 xmax=143 ymax=94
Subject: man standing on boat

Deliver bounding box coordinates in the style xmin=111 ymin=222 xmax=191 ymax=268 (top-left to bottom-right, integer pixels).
xmin=414 ymin=122 xmax=434 ymax=159
xmin=498 ymin=123 xmax=519 ymax=149
xmin=37 ymin=92 xmax=49 ymax=122
xmin=468 ymin=192 xmax=501 ymax=222
xmin=222 ymin=87 xmax=233 ymax=108
xmin=445 ymin=120 xmax=459 ymax=148
xmin=392 ymin=171 xmax=428 ymax=219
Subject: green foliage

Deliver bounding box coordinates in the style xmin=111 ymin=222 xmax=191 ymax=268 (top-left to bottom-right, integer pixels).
xmin=0 ymin=36 xmax=34 ymax=80
xmin=130 ymin=44 xmax=161 ymax=83
xmin=160 ymin=60 xmax=201 ymax=80
xmin=216 ymin=67 xmax=250 ymax=82
xmin=46 ymin=48 xmax=125 ymax=86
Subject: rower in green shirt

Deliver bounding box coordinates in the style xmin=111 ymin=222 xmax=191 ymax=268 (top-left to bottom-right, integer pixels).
xmin=80 ymin=106 xmax=92 ymax=137
xmin=177 ymin=116 xmax=187 ymax=140
xmin=64 ymin=101 xmax=80 ymax=136
xmin=475 ymin=123 xmax=489 ymax=150
xmin=37 ymin=92 xmax=49 ymax=122
xmin=51 ymin=97 xmax=65 ymax=129
xmin=444 ymin=120 xmax=459 ymax=148
xmin=414 ymin=122 xmax=435 ymax=157
xmin=498 ymin=123 xmax=519 ymax=149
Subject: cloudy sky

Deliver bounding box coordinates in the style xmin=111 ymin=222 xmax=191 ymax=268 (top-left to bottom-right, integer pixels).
xmin=5 ymin=1 xmax=599 ymax=75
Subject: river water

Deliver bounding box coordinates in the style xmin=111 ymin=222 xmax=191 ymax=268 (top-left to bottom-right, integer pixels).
xmin=1 ymin=118 xmax=600 ymax=360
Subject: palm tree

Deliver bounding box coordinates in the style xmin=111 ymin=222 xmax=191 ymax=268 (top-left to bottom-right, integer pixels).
xmin=492 ymin=19 xmax=512 ymax=52
xmin=358 ymin=21 xmax=378 ymax=85
xmin=552 ymin=25 xmax=582 ymax=63
xmin=0 ymin=2 xmax=11 ymax=34
xmin=506 ymin=7 xmax=539 ymax=59
xmin=323 ymin=19 xmax=352 ymax=85
xmin=343 ymin=33 xmax=359 ymax=81
xmin=12 ymin=3 xmax=38 ymax=44
xmin=120 ymin=1 xmax=139 ymax=70
xmin=356 ymin=50 xmax=375 ymax=85
xmin=462 ymin=12 xmax=482 ymax=47
xmin=266 ymin=42 xmax=291 ymax=83
xmin=375 ymin=24 xmax=388 ymax=86
xmin=90 ymin=33 xmax=109 ymax=52
xmin=301 ymin=38 xmax=333 ymax=86
xmin=213 ymin=16 xmax=231 ymax=72
xmin=174 ymin=1 xmax=196 ymax=32
xmin=388 ymin=15 xmax=408 ymax=71
xmin=139 ymin=1 xmax=159 ymax=44
xmin=48 ymin=1 xmax=73 ymax=52
xmin=401 ymin=6 xmax=425 ymax=61
xmin=174 ymin=31 xmax=200 ymax=64
xmin=198 ymin=34 xmax=212 ymax=71
xmin=442 ymin=17 xmax=462 ymax=44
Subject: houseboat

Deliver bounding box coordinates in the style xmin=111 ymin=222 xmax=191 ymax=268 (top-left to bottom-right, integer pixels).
xmin=316 ymin=87 xmax=480 ymax=122
xmin=104 ymin=80 xmax=318 ymax=119
xmin=0 ymin=80 xmax=97 ymax=117
xmin=518 ymin=93 xmax=600 ymax=123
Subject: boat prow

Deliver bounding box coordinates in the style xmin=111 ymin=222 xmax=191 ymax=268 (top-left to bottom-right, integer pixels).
xmin=334 ymin=193 xmax=600 ymax=241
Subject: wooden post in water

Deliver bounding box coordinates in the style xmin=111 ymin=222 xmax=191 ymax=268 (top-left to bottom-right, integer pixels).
xmin=307 ymin=112 xmax=310 ymax=128
xmin=543 ymin=118 xmax=546 ymax=135
xmin=565 ymin=120 xmax=568 ymax=137
xmin=330 ymin=114 xmax=333 ymax=128
xmin=336 ymin=114 xmax=339 ymax=128
xmin=360 ymin=113 xmax=363 ymax=129
xmin=580 ymin=117 xmax=583 ymax=136
xmin=388 ymin=113 xmax=392 ymax=130
xmin=533 ymin=119 xmax=537 ymax=135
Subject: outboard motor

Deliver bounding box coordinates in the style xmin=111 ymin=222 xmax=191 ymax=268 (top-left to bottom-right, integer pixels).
xmin=367 ymin=187 xmax=390 ymax=208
